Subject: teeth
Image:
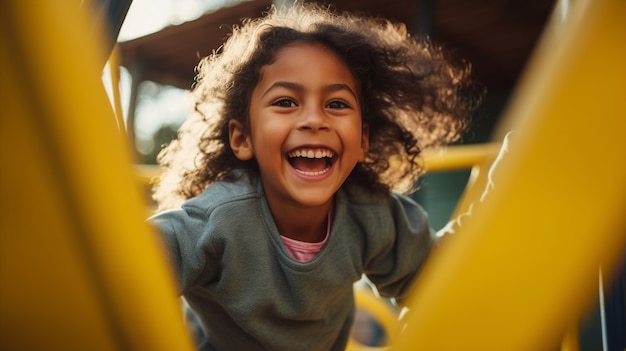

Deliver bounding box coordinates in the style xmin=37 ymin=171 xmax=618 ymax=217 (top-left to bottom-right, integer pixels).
xmin=287 ymin=148 xmax=334 ymax=159
xmin=295 ymin=168 xmax=330 ymax=176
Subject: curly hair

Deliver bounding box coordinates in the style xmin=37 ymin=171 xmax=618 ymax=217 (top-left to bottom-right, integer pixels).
xmin=153 ymin=3 xmax=482 ymax=210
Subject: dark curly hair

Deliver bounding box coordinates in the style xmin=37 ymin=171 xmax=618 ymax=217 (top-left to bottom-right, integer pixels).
xmin=153 ymin=3 xmax=482 ymax=210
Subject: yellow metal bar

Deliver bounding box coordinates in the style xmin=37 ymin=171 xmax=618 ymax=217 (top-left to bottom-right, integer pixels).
xmin=346 ymin=287 xmax=401 ymax=351
xmin=0 ymin=1 xmax=193 ymax=350
xmin=393 ymin=0 xmax=626 ymax=350
xmin=421 ymin=143 xmax=500 ymax=172
xmin=108 ymin=45 xmax=127 ymax=135
xmin=135 ymin=164 xmax=163 ymax=186
xmin=560 ymin=324 xmax=580 ymax=351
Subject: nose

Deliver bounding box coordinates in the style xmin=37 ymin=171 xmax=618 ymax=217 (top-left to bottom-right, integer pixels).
xmin=297 ymin=104 xmax=330 ymax=131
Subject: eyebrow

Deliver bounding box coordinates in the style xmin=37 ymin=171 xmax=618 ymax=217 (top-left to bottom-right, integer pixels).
xmin=262 ymin=81 xmax=358 ymax=100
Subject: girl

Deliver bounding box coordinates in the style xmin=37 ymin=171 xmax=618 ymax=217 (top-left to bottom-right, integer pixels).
xmin=150 ymin=3 xmax=481 ymax=350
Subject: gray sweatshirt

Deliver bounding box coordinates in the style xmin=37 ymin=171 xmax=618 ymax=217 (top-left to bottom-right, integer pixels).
xmin=150 ymin=174 xmax=435 ymax=350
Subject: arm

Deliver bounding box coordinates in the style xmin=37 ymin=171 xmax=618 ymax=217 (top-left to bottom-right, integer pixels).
xmin=364 ymin=194 xmax=438 ymax=300
xmin=149 ymin=207 xmax=219 ymax=293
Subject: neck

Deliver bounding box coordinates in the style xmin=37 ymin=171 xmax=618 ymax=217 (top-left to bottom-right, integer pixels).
xmin=267 ymin=200 xmax=332 ymax=243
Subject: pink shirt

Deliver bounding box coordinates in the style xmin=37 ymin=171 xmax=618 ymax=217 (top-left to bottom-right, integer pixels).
xmin=280 ymin=211 xmax=331 ymax=262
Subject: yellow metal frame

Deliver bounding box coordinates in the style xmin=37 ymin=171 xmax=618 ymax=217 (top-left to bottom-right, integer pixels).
xmin=393 ymin=0 xmax=626 ymax=350
xmin=0 ymin=1 xmax=193 ymax=350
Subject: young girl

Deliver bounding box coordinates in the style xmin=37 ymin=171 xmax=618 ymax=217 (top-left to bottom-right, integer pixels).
xmin=150 ymin=3 xmax=481 ymax=350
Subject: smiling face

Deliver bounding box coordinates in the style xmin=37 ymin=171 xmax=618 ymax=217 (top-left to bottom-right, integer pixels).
xmin=229 ymin=42 xmax=369 ymax=213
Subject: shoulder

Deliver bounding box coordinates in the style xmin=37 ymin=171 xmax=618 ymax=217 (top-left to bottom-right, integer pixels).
xmin=182 ymin=172 xmax=262 ymax=215
xmin=337 ymin=184 xmax=429 ymax=229
xmin=339 ymin=183 xmax=425 ymax=214
xmin=150 ymin=173 xmax=262 ymax=229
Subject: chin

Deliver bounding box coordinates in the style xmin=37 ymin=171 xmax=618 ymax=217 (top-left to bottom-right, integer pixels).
xmin=292 ymin=191 xmax=334 ymax=207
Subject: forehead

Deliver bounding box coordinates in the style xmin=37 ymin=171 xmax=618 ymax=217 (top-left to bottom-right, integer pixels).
xmin=258 ymin=42 xmax=358 ymax=90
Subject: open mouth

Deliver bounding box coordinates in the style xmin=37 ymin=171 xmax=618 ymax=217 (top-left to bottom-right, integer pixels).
xmin=286 ymin=147 xmax=336 ymax=176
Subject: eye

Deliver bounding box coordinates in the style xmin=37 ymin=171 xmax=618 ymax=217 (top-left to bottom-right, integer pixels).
xmin=271 ymin=98 xmax=297 ymax=108
xmin=326 ymin=100 xmax=350 ymax=109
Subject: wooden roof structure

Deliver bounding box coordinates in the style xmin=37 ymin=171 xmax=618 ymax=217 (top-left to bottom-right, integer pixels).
xmin=118 ymin=0 xmax=556 ymax=92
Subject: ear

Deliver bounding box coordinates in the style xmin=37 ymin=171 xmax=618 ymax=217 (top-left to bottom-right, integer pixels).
xmin=359 ymin=123 xmax=370 ymax=162
xmin=228 ymin=119 xmax=254 ymax=160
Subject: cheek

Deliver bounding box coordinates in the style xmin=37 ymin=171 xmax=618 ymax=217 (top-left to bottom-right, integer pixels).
xmin=344 ymin=119 xmax=366 ymax=145
xmin=249 ymin=123 xmax=286 ymax=165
